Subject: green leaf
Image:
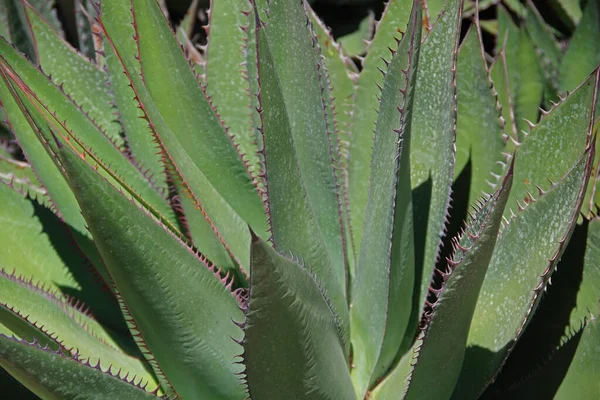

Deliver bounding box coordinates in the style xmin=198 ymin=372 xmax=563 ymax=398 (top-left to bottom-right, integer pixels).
xmin=559 ymin=0 xmax=600 ymax=93
xmin=242 ymin=235 xmax=356 ymax=400
xmin=308 ymin=8 xmax=358 ymax=274
xmin=513 ymin=29 xmax=544 ymax=132
xmin=254 ymin=6 xmax=349 ymax=346
xmin=0 ymin=269 xmax=157 ymax=388
xmin=455 ymin=27 xmax=506 ymax=207
xmin=453 ymin=146 xmax=595 ymax=399
xmin=0 ymin=155 xmax=46 ymax=203
xmin=505 ymin=70 xmax=599 ymax=219
xmin=549 ymin=0 xmax=582 ymax=26
xmin=205 ymin=0 xmax=262 ymax=179
xmin=490 ymin=51 xmax=518 ymax=143
xmin=100 ymin=0 xmax=259 ymax=274
xmin=410 ymin=0 xmax=462 ymax=309
xmin=25 ymin=3 xmax=123 ymax=147
xmin=74 ymin=0 xmax=98 ymax=61
xmin=56 ymin=145 xmax=246 ymax=399
xmin=349 ymin=1 xmax=421 ymax=396
xmin=403 ymin=162 xmax=514 ymax=400
xmin=338 ymin=11 xmax=373 ymax=57
xmin=368 ymin=345 xmax=414 ymax=400
xmin=100 ymin=0 xmax=167 ymax=193
xmin=130 ymin=0 xmax=266 ymax=235
xmin=0 ymin=182 xmax=119 ymax=324
xmin=0 ymin=336 xmax=161 ymax=399
xmin=347 ymin=0 xmax=412 ymax=260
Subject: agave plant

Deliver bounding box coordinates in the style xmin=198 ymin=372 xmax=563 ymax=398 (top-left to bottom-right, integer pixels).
xmin=0 ymin=0 xmax=599 ymax=398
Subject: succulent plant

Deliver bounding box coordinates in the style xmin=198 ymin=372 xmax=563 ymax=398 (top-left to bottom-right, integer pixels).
xmin=0 ymin=0 xmax=599 ymax=399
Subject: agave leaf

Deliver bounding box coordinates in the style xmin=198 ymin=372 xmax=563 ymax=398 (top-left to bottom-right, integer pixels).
xmin=242 ymin=235 xmax=356 ymax=400
xmin=0 ymin=39 xmax=174 ymax=224
xmin=56 ymin=144 xmax=246 ymax=399
xmin=453 ymin=145 xmax=595 ymax=399
xmin=337 ymin=10 xmax=373 ymax=57
xmin=254 ymin=7 xmax=349 ymax=345
xmin=549 ymin=0 xmax=582 ymax=27
xmin=495 ymin=5 xmax=518 ymax=57
xmin=368 ymin=344 xmax=413 ymax=400
xmin=455 ymin=27 xmax=506 ymax=207
xmin=410 ymin=0 xmax=462 ymax=309
xmin=205 ymin=0 xmax=262 ymax=178
xmin=0 ymin=182 xmax=120 ymax=323
xmin=74 ymin=0 xmax=97 ymax=61
xmin=24 ymin=3 xmax=123 ymax=147
xmin=349 ymin=0 xmax=421 ymax=396
xmin=100 ymin=0 xmax=167 ymax=193
xmin=100 ymin=0 xmax=259 ymax=274
xmin=2 ymin=0 xmax=60 ymax=61
xmin=559 ymin=0 xmax=600 ymax=93
xmin=0 ymin=269 xmax=157 ymax=388
xmin=525 ymin=0 xmax=561 ymax=98
xmin=308 ymin=7 xmax=358 ymax=274
xmin=490 ymin=51 xmax=518 ymax=143
xmin=505 ymin=69 xmax=599 ymax=219
xmin=0 ymin=155 xmax=45 ymax=201
xmin=423 ymin=0 xmax=445 ymax=28
xmin=347 ymin=0 xmax=412 ymax=259
xmin=129 ymin=0 xmax=267 ymax=235
xmin=0 ymin=336 xmax=162 ymax=399
xmin=403 ymin=161 xmax=514 ymax=400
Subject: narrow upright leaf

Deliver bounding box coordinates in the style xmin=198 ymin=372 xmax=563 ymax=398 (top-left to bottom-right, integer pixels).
xmin=349 ymin=1 xmax=421 ymax=396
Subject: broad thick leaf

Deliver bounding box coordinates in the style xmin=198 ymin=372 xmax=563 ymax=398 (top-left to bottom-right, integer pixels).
xmin=559 ymin=0 xmax=600 ymax=93
xmin=0 ymin=269 xmax=156 ymax=388
xmin=25 ymin=4 xmax=122 ymax=146
xmin=100 ymin=0 xmax=261 ymax=273
xmin=505 ymin=69 xmax=599 ymax=219
xmin=242 ymin=235 xmax=355 ymax=400
xmin=205 ymin=0 xmax=262 ymax=178
xmin=130 ymin=0 xmax=266 ymax=234
xmin=403 ymin=162 xmax=513 ymax=400
xmin=57 ymin=146 xmax=246 ymax=399
xmin=0 ymin=336 xmax=161 ymax=399
xmin=410 ymin=0 xmax=462 ymax=309
xmin=257 ymin=0 xmax=348 ymax=333
xmin=455 ymin=27 xmax=506 ymax=206
xmin=257 ymin=8 xmax=348 ymax=342
xmin=453 ymin=147 xmax=594 ymax=399
xmin=349 ymin=1 xmax=421 ymax=396
xmin=490 ymin=51 xmax=518 ymax=143
xmin=347 ymin=0 xmax=412 ymax=258
xmin=0 ymin=182 xmax=119 ymax=322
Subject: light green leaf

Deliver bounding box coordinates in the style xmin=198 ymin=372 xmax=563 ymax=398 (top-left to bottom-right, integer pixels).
xmin=347 ymin=0 xmax=412 ymax=258
xmin=57 ymin=145 xmax=246 ymax=399
xmin=0 ymin=155 xmax=46 ymax=203
xmin=0 ymin=336 xmax=161 ymax=400
xmin=242 ymin=235 xmax=356 ymax=400
xmin=454 ymin=146 xmax=594 ymax=399
xmin=559 ymin=0 xmax=600 ymax=93
xmin=0 ymin=269 xmax=157 ymax=389
xmin=403 ymin=162 xmax=514 ymax=400
xmin=25 ymin=3 xmax=123 ymax=147
xmin=455 ymin=27 xmax=506 ymax=207
xmin=349 ymin=1 xmax=421 ymax=396
xmin=338 ymin=11 xmax=373 ymax=57
xmin=255 ymin=8 xmax=349 ymax=345
xmin=490 ymin=51 xmax=518 ymax=143
xmin=410 ymin=0 xmax=462 ymax=309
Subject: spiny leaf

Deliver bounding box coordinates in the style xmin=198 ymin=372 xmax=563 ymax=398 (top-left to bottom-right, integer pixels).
xmin=24 ymin=3 xmax=123 ymax=147
xmin=349 ymin=0 xmax=421 ymax=396
xmin=347 ymin=0 xmax=412 ymax=260
xmin=256 ymin=0 xmax=349 ymax=337
xmin=410 ymin=0 xmax=462 ymax=311
xmin=0 ymin=269 xmax=157 ymax=388
xmin=242 ymin=235 xmax=356 ymax=400
xmin=56 ymin=143 xmax=246 ymax=399
xmin=455 ymin=26 xmax=506 ymax=207
xmin=453 ymin=145 xmax=595 ymax=399
xmin=490 ymin=51 xmax=518 ymax=143
xmin=403 ymin=161 xmax=514 ymax=400
xmin=0 ymin=336 xmax=163 ymax=399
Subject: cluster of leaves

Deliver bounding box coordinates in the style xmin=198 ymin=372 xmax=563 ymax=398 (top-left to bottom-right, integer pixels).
xmin=0 ymin=0 xmax=599 ymax=399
